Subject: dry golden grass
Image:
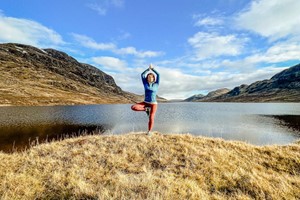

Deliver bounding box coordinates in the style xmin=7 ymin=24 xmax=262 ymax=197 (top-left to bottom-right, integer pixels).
xmin=0 ymin=133 xmax=299 ymax=199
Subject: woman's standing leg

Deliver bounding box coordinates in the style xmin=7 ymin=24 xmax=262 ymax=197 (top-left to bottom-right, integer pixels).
xmin=148 ymin=104 xmax=157 ymax=132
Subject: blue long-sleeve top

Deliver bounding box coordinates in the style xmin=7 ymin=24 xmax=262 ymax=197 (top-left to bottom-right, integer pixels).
xmin=141 ymin=68 xmax=160 ymax=104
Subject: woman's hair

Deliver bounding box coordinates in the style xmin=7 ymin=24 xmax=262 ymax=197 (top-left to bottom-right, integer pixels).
xmin=147 ymin=73 xmax=156 ymax=82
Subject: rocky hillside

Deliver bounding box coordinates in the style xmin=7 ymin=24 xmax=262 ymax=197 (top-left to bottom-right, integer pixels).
xmin=184 ymin=94 xmax=205 ymax=102
xmin=186 ymin=64 xmax=300 ymax=102
xmin=0 ymin=43 xmax=143 ymax=106
xmin=184 ymin=88 xmax=229 ymax=102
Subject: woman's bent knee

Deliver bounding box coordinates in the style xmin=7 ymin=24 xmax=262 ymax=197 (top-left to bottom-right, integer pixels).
xmin=131 ymin=105 xmax=135 ymax=110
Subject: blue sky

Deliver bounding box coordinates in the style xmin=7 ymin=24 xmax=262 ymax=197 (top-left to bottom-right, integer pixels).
xmin=1 ymin=0 xmax=300 ymax=100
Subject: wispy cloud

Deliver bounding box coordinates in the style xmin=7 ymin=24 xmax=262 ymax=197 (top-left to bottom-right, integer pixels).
xmin=72 ymin=33 xmax=164 ymax=58
xmin=188 ymin=32 xmax=248 ymax=60
xmin=193 ymin=16 xmax=223 ymax=26
xmin=87 ymin=3 xmax=107 ymax=15
xmin=236 ymin=0 xmax=300 ymax=41
xmin=0 ymin=13 xmax=65 ymax=47
xmin=71 ymin=33 xmax=116 ymax=50
xmin=116 ymin=31 xmax=131 ymax=40
xmin=111 ymin=0 xmax=124 ymax=7
xmin=86 ymin=0 xmax=124 ymax=16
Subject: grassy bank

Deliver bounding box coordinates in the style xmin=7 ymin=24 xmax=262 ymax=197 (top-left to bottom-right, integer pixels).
xmin=0 ymin=133 xmax=299 ymax=199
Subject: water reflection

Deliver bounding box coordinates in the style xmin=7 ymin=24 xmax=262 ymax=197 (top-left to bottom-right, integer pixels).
xmin=262 ymin=115 xmax=300 ymax=135
xmin=0 ymin=123 xmax=111 ymax=152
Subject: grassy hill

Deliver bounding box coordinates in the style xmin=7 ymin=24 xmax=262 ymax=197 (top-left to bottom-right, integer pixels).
xmin=0 ymin=43 xmax=141 ymax=106
xmin=0 ymin=133 xmax=299 ymax=199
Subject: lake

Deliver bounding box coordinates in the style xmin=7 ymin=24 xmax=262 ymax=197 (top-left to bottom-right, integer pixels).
xmin=0 ymin=102 xmax=299 ymax=152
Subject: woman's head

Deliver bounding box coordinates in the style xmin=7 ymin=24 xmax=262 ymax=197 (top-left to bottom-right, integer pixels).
xmin=147 ymin=73 xmax=155 ymax=83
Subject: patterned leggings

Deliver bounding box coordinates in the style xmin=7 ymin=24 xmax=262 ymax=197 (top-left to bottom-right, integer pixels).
xmin=131 ymin=102 xmax=158 ymax=131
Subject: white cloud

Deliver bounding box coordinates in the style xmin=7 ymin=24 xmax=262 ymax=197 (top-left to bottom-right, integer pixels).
xmin=236 ymin=0 xmax=300 ymax=41
xmin=110 ymin=69 xmax=145 ymax=94
xmin=0 ymin=14 xmax=65 ymax=47
xmin=72 ymin=33 xmax=116 ymax=50
xmin=188 ymin=32 xmax=248 ymax=60
xmin=194 ymin=16 xmax=223 ymax=26
xmin=112 ymin=65 xmax=258 ymax=99
xmin=156 ymin=65 xmax=287 ymax=99
xmin=92 ymin=57 xmax=289 ymax=100
xmin=92 ymin=56 xmax=128 ymax=72
xmin=72 ymin=33 xmax=163 ymax=58
xmin=157 ymin=68 xmax=204 ymax=98
xmin=110 ymin=69 xmax=293 ymax=101
xmin=246 ymin=41 xmax=300 ymax=63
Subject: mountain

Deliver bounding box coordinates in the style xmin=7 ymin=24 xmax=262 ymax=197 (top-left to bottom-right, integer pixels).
xmin=205 ymin=88 xmax=231 ymax=98
xmin=184 ymin=94 xmax=205 ymax=102
xmin=184 ymin=88 xmax=230 ymax=102
xmin=0 ymin=43 xmax=143 ymax=106
xmin=186 ymin=64 xmax=300 ymax=102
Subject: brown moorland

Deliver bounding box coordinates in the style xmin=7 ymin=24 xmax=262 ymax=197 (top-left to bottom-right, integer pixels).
xmin=0 ymin=133 xmax=299 ymax=199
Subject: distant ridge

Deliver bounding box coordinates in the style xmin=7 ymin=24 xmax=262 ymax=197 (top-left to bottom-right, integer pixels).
xmin=184 ymin=94 xmax=205 ymax=102
xmin=184 ymin=88 xmax=230 ymax=102
xmin=185 ymin=64 xmax=300 ymax=102
xmin=0 ymin=43 xmax=145 ymax=106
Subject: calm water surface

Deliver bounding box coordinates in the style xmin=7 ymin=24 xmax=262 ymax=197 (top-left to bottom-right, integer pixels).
xmin=0 ymin=102 xmax=299 ymax=152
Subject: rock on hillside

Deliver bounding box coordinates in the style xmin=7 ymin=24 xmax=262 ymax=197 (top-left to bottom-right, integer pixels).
xmin=0 ymin=43 xmax=140 ymax=105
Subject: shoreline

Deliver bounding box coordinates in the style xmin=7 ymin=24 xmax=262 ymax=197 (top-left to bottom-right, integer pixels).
xmin=1 ymin=131 xmax=299 ymax=154
xmin=1 ymin=101 xmax=300 ymax=107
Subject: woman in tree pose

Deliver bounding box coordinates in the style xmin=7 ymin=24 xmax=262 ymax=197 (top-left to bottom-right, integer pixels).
xmin=131 ymin=64 xmax=160 ymax=136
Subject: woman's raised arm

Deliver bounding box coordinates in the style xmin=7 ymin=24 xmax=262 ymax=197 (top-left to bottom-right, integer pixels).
xmin=141 ymin=68 xmax=150 ymax=84
xmin=152 ymin=68 xmax=160 ymax=84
